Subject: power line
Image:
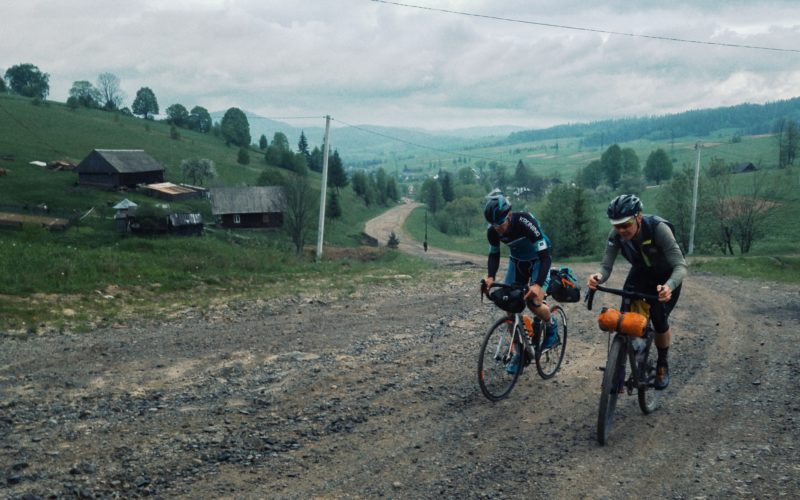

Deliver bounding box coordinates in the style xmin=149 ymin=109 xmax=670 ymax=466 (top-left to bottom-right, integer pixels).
xmin=371 ymin=0 xmax=800 ymax=54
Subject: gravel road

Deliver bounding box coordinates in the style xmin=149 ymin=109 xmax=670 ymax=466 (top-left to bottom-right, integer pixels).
xmin=1 ymin=202 xmax=799 ymax=499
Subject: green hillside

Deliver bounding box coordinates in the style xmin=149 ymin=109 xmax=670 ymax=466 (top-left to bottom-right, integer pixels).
xmin=0 ymin=94 xmax=421 ymax=333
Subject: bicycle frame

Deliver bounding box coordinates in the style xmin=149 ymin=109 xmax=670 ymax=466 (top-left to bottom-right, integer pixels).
xmin=587 ymin=284 xmax=662 ymax=445
xmin=478 ymin=281 xmax=567 ymax=401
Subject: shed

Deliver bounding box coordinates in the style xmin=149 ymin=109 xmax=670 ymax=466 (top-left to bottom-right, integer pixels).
xmin=168 ymin=213 xmax=204 ymax=236
xmin=731 ymin=162 xmax=757 ymax=174
xmin=209 ymin=186 xmax=285 ymax=228
xmin=76 ymin=149 xmax=165 ymax=189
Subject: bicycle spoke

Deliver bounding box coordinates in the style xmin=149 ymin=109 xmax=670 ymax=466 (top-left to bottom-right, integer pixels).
xmin=478 ymin=318 xmax=522 ymax=401
xmin=536 ymin=305 xmax=567 ymax=379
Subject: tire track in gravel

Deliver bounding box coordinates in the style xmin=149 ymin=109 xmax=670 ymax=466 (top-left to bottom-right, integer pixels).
xmin=2 ymin=207 xmax=798 ymax=498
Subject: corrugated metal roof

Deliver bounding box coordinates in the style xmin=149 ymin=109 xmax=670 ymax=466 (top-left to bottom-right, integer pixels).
xmin=169 ymin=213 xmax=204 ymax=226
xmin=210 ymin=186 xmax=286 ymax=215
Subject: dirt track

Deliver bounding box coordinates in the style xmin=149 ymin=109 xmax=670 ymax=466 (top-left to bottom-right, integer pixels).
xmin=1 ymin=202 xmax=799 ymax=498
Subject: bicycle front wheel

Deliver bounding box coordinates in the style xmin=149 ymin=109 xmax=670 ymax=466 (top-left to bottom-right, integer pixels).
xmin=536 ymin=305 xmax=568 ymax=379
xmin=638 ymin=349 xmax=662 ymax=414
xmin=478 ymin=317 xmax=523 ymax=401
xmin=597 ymin=335 xmax=626 ymax=445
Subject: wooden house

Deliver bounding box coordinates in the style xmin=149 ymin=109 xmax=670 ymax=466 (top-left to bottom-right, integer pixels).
xmin=76 ymin=149 xmax=165 ymax=189
xmin=209 ymin=186 xmax=285 ymax=229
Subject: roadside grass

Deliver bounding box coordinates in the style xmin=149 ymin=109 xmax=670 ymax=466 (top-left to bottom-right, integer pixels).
xmin=689 ymin=255 xmax=800 ymax=284
xmin=0 ymin=222 xmax=432 ymax=333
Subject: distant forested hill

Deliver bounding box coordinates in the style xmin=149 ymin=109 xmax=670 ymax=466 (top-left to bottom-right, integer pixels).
xmin=505 ymin=96 xmax=800 ymax=146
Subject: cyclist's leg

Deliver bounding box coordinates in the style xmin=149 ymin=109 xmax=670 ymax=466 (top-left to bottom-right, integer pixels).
xmin=650 ymin=285 xmax=681 ymax=389
xmin=619 ymin=270 xmax=657 ymax=391
xmin=519 ymin=259 xmax=550 ymax=322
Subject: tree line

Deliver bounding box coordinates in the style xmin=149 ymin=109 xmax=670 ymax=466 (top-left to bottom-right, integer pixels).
xmin=505 ymin=97 xmax=800 ymax=148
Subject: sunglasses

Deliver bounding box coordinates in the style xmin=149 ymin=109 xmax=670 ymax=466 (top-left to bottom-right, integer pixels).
xmin=613 ymin=218 xmax=635 ymax=229
xmin=492 ymin=217 xmax=509 ymax=228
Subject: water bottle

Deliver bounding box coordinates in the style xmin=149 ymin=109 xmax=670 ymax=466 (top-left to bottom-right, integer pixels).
xmin=523 ymin=315 xmax=534 ymax=337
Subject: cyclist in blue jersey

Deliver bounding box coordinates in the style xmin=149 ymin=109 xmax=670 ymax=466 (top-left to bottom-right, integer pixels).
xmin=482 ymin=193 xmax=558 ymax=373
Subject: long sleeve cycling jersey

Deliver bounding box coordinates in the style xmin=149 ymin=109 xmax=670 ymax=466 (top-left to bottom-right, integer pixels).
xmin=487 ymin=212 xmax=552 ymax=286
xmin=598 ymin=215 xmax=687 ymax=291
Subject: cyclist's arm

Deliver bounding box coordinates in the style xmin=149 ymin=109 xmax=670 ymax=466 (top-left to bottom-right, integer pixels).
xmin=518 ymin=213 xmax=551 ymax=286
xmin=487 ymin=227 xmax=501 ymax=279
xmin=654 ymin=222 xmax=688 ymax=290
xmin=596 ymin=228 xmax=620 ymax=284
xmin=534 ymin=248 xmax=551 ymax=286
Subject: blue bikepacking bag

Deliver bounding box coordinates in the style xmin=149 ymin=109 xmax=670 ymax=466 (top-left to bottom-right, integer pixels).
xmin=548 ymin=267 xmax=581 ymax=303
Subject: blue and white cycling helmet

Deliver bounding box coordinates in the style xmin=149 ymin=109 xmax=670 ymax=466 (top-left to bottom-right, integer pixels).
xmin=484 ymin=194 xmax=512 ymax=224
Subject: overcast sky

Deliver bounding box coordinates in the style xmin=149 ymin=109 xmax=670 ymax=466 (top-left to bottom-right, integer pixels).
xmin=3 ymin=0 xmax=799 ymax=131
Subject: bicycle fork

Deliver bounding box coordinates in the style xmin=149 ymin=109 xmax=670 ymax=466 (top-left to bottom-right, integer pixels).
xmin=624 ymin=333 xmax=655 ymax=393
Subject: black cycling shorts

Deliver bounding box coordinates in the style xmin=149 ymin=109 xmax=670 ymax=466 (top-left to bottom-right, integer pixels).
xmin=621 ymin=267 xmax=681 ymax=334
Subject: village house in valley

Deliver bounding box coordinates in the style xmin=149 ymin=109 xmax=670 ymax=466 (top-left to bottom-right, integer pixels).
xmin=209 ymin=186 xmax=286 ymax=229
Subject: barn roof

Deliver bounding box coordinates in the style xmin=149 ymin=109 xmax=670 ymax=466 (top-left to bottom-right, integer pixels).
xmin=210 ymin=186 xmax=286 ymax=215
xmin=79 ymin=149 xmax=165 ymax=174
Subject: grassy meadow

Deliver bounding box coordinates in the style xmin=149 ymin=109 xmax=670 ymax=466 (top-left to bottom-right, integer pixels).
xmin=0 ymin=94 xmax=424 ymax=332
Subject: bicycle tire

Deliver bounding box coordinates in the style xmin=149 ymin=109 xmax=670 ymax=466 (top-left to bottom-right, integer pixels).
xmin=536 ymin=305 xmax=568 ymax=379
xmin=597 ymin=335 xmax=626 ymax=445
xmin=637 ymin=348 xmax=662 ymax=414
xmin=478 ymin=317 xmax=523 ymax=401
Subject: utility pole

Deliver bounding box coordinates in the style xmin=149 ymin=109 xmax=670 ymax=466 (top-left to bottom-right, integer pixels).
xmin=315 ymin=115 xmax=331 ymax=261
xmin=688 ymin=142 xmax=702 ymax=255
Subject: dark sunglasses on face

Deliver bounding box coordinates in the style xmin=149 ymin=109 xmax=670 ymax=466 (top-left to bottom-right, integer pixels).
xmin=613 ymin=218 xmax=635 ymax=229
xmin=492 ymin=217 xmax=508 ymax=228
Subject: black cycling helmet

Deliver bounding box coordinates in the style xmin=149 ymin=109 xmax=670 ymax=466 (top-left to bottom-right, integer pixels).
xmin=607 ymin=194 xmax=642 ymax=224
xmin=484 ymin=194 xmax=512 ymax=224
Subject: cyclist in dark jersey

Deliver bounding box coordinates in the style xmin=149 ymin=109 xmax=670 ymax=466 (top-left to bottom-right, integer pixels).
xmin=587 ymin=194 xmax=688 ymax=390
xmin=483 ymin=194 xmax=558 ymax=372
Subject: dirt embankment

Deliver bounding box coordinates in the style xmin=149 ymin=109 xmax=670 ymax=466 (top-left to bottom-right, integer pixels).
xmin=1 ymin=202 xmax=798 ymax=498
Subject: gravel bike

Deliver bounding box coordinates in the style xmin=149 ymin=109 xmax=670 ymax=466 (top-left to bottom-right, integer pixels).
xmin=586 ymin=284 xmax=663 ymax=445
xmin=477 ymin=281 xmax=568 ymax=401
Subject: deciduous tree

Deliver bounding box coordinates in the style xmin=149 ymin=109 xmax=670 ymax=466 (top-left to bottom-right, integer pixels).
xmin=281 ymin=171 xmax=317 ymax=255
xmin=68 ymin=80 xmax=101 ymax=108
xmin=220 ymin=107 xmax=251 ymax=147
xmin=5 ymin=63 xmax=49 ymax=99
xmin=601 ymin=144 xmax=623 ymax=188
xmin=655 ymin=167 xmax=693 ymax=252
xmin=166 ymin=103 xmax=189 ymax=127
xmin=132 ymin=87 xmax=159 ymax=120
xmin=188 ymin=106 xmax=212 ymax=132
xmin=96 ymin=73 xmax=124 ymax=110
xmin=180 ymin=158 xmax=216 ymax=186
xmin=644 ymin=148 xmax=673 ymax=185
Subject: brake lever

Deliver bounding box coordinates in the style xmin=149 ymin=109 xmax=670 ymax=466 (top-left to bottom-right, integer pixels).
xmin=585 ymin=288 xmax=596 ymax=311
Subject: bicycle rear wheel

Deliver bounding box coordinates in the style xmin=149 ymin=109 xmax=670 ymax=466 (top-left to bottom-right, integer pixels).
xmin=637 ymin=349 xmax=662 ymax=414
xmin=536 ymin=305 xmax=567 ymax=379
xmin=478 ymin=317 xmax=523 ymax=401
xmin=597 ymin=335 xmax=626 ymax=445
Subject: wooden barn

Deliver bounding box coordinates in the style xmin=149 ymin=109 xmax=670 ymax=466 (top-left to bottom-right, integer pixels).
xmin=76 ymin=149 xmax=165 ymax=189
xmin=210 ymin=186 xmax=285 ymax=229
